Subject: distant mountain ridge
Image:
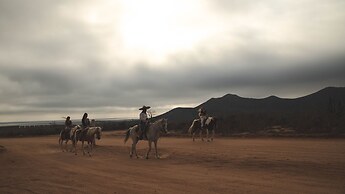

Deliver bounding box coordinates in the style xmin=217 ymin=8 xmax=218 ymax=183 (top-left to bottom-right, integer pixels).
xmin=157 ymin=87 xmax=345 ymax=124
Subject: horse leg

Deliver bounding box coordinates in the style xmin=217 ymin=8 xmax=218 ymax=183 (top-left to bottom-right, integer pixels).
xmin=74 ymin=140 xmax=78 ymax=155
xmin=65 ymin=140 xmax=68 ymax=152
xmin=206 ymin=128 xmax=210 ymax=142
xmin=68 ymin=139 xmax=73 ymax=152
xmin=132 ymin=143 xmax=137 ymax=159
xmin=146 ymin=140 xmax=152 ymax=159
xmin=88 ymin=141 xmax=92 ymax=157
xmin=200 ymin=130 xmax=204 ymax=141
xmin=90 ymin=138 xmax=95 ymax=156
xmin=129 ymin=142 xmax=133 ymax=158
xmin=73 ymin=132 xmax=78 ymax=155
xmin=134 ymin=138 xmax=139 ymax=158
xmin=87 ymin=141 xmax=90 ymax=156
xmin=59 ymin=137 xmax=64 ymax=152
xmin=154 ymin=140 xmax=159 ymax=159
xmin=130 ymin=136 xmax=138 ymax=158
xmin=82 ymin=140 xmax=86 ymax=155
xmin=211 ymin=130 xmax=215 ymax=141
xmin=192 ymin=133 xmax=195 ymax=142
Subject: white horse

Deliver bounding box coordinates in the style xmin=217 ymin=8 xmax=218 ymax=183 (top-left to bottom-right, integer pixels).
xmin=124 ymin=118 xmax=168 ymax=159
xmin=205 ymin=117 xmax=217 ymax=141
xmin=188 ymin=117 xmax=216 ymax=142
xmin=72 ymin=126 xmax=102 ymax=156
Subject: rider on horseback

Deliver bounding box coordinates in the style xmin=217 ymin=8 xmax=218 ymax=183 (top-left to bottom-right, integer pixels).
xmin=139 ymin=105 xmax=150 ymax=140
xmin=65 ymin=116 xmax=72 ymax=128
xmin=198 ymin=107 xmax=207 ymax=131
xmin=81 ymin=113 xmax=90 ymax=135
xmin=61 ymin=116 xmax=73 ymax=138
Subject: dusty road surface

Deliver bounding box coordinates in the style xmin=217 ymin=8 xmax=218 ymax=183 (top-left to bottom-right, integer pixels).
xmin=0 ymin=132 xmax=344 ymax=194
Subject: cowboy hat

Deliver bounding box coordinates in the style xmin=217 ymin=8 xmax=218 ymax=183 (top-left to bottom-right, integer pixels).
xmin=139 ymin=105 xmax=151 ymax=110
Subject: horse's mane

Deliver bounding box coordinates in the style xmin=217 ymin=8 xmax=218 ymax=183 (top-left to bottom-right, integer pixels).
xmin=152 ymin=118 xmax=166 ymax=124
xmin=90 ymin=126 xmax=101 ymax=132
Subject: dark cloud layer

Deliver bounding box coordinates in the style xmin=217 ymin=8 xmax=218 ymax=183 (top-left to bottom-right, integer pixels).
xmin=1 ymin=0 xmax=345 ymax=121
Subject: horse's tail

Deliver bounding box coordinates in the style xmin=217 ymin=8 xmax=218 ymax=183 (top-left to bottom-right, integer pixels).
xmin=188 ymin=119 xmax=200 ymax=134
xmin=211 ymin=117 xmax=217 ymax=131
xmin=188 ymin=125 xmax=195 ymax=135
xmin=58 ymin=130 xmax=63 ymax=143
xmin=188 ymin=126 xmax=192 ymax=135
xmin=124 ymin=128 xmax=131 ymax=144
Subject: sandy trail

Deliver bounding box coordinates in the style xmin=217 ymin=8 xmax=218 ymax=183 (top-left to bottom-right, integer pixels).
xmin=0 ymin=132 xmax=344 ymax=194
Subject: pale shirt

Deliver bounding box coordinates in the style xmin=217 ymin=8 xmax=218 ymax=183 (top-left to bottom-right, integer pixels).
xmin=140 ymin=112 xmax=148 ymax=122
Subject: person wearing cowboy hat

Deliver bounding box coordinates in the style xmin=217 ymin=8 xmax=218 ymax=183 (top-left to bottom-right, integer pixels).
xmin=198 ymin=107 xmax=207 ymax=131
xmin=139 ymin=105 xmax=150 ymax=140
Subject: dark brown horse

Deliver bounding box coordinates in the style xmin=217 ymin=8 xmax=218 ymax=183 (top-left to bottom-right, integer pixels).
xmin=58 ymin=126 xmax=80 ymax=152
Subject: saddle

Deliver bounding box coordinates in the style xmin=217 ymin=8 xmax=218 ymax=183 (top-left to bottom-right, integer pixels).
xmin=80 ymin=127 xmax=89 ymax=138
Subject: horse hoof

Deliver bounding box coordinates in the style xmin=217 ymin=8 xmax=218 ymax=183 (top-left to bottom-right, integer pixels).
xmin=130 ymin=155 xmax=133 ymax=158
xmin=146 ymin=156 xmax=149 ymax=159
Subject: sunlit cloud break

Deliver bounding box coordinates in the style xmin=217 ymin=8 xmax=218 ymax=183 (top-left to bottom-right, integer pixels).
xmin=0 ymin=0 xmax=344 ymax=121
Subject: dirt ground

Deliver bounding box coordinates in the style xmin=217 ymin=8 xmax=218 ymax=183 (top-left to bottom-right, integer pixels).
xmin=0 ymin=131 xmax=344 ymax=194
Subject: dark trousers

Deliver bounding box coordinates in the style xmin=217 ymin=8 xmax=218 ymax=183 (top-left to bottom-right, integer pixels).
xmin=200 ymin=116 xmax=207 ymax=130
xmin=139 ymin=121 xmax=148 ymax=138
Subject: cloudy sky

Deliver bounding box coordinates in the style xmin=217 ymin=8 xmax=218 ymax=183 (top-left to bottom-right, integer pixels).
xmin=1 ymin=0 xmax=345 ymax=122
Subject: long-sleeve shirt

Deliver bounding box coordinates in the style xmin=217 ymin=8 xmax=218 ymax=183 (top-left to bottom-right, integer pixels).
xmin=65 ymin=120 xmax=72 ymax=127
xmin=140 ymin=112 xmax=148 ymax=122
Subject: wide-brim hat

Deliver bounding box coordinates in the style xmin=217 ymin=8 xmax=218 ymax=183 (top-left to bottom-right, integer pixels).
xmin=139 ymin=105 xmax=151 ymax=110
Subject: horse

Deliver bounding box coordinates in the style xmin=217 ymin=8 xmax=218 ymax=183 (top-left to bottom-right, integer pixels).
xmin=72 ymin=126 xmax=102 ymax=156
xmin=188 ymin=117 xmax=217 ymax=142
xmin=204 ymin=117 xmax=217 ymax=141
xmin=188 ymin=119 xmax=204 ymax=141
xmin=124 ymin=118 xmax=168 ymax=159
xmin=69 ymin=125 xmax=81 ymax=152
xmin=58 ymin=126 xmax=79 ymax=152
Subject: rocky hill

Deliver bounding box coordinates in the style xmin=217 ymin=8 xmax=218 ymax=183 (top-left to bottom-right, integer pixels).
xmin=157 ymin=87 xmax=345 ymax=135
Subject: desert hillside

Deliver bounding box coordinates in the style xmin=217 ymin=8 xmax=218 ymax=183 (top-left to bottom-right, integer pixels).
xmin=158 ymin=87 xmax=345 ymax=135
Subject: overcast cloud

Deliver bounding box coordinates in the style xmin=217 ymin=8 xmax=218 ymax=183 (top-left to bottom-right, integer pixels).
xmin=1 ymin=0 xmax=345 ymax=121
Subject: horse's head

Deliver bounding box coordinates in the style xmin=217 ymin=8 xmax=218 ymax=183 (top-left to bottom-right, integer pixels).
xmin=95 ymin=127 xmax=102 ymax=140
xmin=160 ymin=118 xmax=168 ymax=134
